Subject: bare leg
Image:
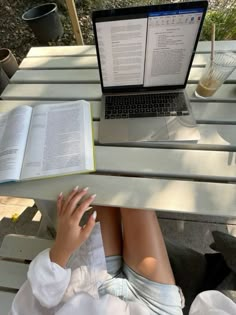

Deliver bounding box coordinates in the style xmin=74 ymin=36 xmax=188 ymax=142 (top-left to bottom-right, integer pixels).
xmin=94 ymin=206 xmax=122 ymax=256
xmin=121 ymin=208 xmax=175 ymax=285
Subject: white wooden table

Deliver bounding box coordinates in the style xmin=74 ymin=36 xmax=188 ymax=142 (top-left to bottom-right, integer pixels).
xmin=0 ymin=41 xmax=236 ymax=221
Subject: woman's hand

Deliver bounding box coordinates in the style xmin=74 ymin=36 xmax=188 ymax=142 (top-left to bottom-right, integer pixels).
xmin=50 ymin=187 xmax=97 ymax=267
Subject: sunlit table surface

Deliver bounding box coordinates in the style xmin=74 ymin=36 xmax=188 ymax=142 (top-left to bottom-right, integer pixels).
xmin=0 ymin=40 xmax=236 ymax=220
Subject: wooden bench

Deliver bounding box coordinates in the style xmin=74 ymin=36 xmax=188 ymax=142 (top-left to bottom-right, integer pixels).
xmin=0 ymin=234 xmax=53 ymax=314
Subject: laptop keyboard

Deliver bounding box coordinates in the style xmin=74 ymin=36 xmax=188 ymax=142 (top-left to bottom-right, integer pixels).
xmin=105 ymin=93 xmax=189 ymax=119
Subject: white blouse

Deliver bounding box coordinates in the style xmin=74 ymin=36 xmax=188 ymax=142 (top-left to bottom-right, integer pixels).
xmin=9 ymin=223 xmax=150 ymax=315
xmin=9 ymin=252 xmax=149 ymax=315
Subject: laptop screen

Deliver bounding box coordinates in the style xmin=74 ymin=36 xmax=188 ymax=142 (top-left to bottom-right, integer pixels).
xmin=93 ymin=1 xmax=208 ymax=92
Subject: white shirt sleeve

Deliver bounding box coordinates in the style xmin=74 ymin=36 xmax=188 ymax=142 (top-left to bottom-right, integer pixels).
xmin=27 ymin=249 xmax=71 ymax=308
xmin=9 ymin=246 xmax=150 ymax=315
xmin=189 ymin=290 xmax=236 ymax=315
xmin=9 ymin=248 xmax=71 ymax=315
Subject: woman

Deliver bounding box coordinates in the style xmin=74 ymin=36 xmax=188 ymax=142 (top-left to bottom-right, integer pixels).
xmin=10 ymin=186 xmax=184 ymax=315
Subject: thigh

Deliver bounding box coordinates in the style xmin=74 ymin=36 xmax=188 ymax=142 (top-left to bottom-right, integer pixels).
xmin=94 ymin=205 xmax=122 ymax=257
xmin=121 ymin=208 xmax=175 ymax=285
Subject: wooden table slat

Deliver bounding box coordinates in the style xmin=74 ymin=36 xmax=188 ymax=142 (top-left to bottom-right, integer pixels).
xmin=2 ymin=83 xmax=236 ymax=101
xmin=20 ymin=56 xmax=98 ymax=69
xmin=11 ymin=69 xmax=100 ymax=83
xmin=0 ymin=292 xmax=16 ymax=315
xmin=196 ymin=41 xmax=236 ymax=52
xmin=25 ymin=41 xmax=236 ymax=57
xmin=27 ymin=45 xmax=97 ymax=57
xmin=1 ymin=83 xmax=102 ymax=100
xmin=0 ymin=235 xmax=53 ymax=260
xmin=19 ymin=54 xmax=223 ymax=70
xmin=192 ymin=102 xmax=236 ymax=123
xmin=94 ymin=146 xmax=236 ymax=181
xmin=2 ymin=100 xmax=236 ymax=124
xmin=92 ymin=122 xmax=236 ymax=150
xmin=11 ymin=68 xmax=236 ymax=84
xmin=0 ymin=174 xmax=235 ymax=217
xmin=0 ymin=261 xmax=28 ymax=289
xmin=1 ymin=101 xmax=236 ymax=149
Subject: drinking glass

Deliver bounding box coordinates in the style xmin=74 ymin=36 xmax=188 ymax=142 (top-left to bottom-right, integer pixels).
xmin=195 ymin=51 xmax=236 ymax=98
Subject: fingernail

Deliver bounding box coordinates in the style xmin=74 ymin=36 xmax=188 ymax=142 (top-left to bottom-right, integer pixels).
xmin=91 ymin=194 xmax=96 ymax=199
xmin=92 ymin=211 xmax=97 ymax=220
xmin=74 ymin=186 xmax=79 ymax=191
xmin=58 ymin=192 xmax=63 ymax=198
xmin=83 ymin=187 xmax=89 ymax=191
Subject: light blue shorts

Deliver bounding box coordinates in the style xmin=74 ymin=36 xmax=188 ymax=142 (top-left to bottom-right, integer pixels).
xmin=98 ymin=256 xmax=184 ymax=315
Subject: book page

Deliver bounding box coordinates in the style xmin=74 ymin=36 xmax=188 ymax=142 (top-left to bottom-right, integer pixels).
xmin=0 ymin=106 xmax=32 ymax=182
xmin=21 ymin=100 xmax=94 ymax=180
xmin=96 ymin=18 xmax=147 ymax=87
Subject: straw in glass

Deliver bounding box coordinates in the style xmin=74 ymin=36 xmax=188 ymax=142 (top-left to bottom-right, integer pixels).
xmin=208 ymin=23 xmax=215 ymax=82
xmin=210 ymin=23 xmax=215 ymax=67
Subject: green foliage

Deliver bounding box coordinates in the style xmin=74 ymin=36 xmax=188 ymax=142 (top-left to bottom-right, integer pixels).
xmin=82 ymin=0 xmax=236 ymax=41
xmin=201 ymin=8 xmax=236 ymax=40
xmin=81 ymin=0 xmax=153 ymax=10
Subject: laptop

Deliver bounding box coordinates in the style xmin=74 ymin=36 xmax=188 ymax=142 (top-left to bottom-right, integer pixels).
xmin=92 ymin=1 xmax=208 ymax=143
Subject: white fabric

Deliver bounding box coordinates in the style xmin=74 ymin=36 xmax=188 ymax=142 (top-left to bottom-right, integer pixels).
xmin=9 ymin=223 xmax=149 ymax=315
xmin=62 ymin=222 xmax=111 ymax=301
xmin=9 ymin=222 xmax=236 ymax=315
xmin=189 ymin=290 xmax=236 ymax=315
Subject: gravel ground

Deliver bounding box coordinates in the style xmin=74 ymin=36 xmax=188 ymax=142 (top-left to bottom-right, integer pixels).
xmin=0 ymin=0 xmax=153 ymax=64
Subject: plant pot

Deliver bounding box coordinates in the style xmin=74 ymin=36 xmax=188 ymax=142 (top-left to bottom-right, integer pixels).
xmin=0 ymin=65 xmax=9 ymax=95
xmin=22 ymin=3 xmax=64 ymax=44
xmin=0 ymin=48 xmax=18 ymax=78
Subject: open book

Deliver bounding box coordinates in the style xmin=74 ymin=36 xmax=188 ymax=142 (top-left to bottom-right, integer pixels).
xmin=0 ymin=100 xmax=95 ymax=183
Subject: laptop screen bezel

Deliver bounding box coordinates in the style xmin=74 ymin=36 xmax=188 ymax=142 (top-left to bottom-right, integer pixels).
xmin=92 ymin=1 xmax=208 ymax=94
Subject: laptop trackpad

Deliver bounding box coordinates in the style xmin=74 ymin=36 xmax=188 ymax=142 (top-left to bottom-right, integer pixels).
xmin=128 ymin=118 xmax=169 ymax=141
